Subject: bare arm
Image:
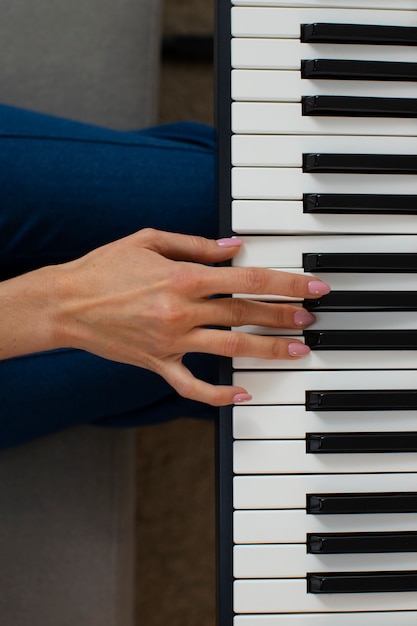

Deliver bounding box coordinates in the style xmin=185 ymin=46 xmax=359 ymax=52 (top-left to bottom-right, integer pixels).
xmin=0 ymin=228 xmax=330 ymax=406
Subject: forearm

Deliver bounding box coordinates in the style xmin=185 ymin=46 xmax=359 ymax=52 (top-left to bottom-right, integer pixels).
xmin=0 ymin=266 xmax=63 ymax=360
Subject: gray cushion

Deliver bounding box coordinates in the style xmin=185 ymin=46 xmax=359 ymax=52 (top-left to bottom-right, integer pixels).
xmin=0 ymin=427 xmax=136 ymax=626
xmin=0 ymin=0 xmax=162 ymax=622
xmin=0 ymin=0 xmax=161 ymax=128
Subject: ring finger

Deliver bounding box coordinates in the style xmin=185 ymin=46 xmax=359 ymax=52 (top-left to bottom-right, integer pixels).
xmin=196 ymin=298 xmax=316 ymax=330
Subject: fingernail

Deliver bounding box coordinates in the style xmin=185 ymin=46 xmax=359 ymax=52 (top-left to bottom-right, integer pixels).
xmin=308 ymin=280 xmax=331 ymax=296
xmin=288 ymin=342 xmax=310 ymax=357
xmin=233 ymin=393 xmax=253 ymax=403
xmin=216 ymin=237 xmax=243 ymax=248
xmin=293 ymin=310 xmax=316 ymax=327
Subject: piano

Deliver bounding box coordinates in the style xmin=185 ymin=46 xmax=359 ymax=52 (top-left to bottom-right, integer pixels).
xmin=216 ymin=1 xmax=417 ymax=624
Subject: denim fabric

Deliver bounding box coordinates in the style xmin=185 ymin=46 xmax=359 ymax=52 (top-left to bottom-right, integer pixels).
xmin=0 ymin=104 xmax=218 ymax=448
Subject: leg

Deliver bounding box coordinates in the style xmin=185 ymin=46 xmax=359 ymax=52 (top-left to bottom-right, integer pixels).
xmin=0 ymin=104 xmax=218 ymax=448
xmin=0 ymin=104 xmax=216 ymax=278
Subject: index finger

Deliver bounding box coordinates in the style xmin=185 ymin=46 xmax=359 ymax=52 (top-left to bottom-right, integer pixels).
xmin=196 ymin=265 xmax=331 ymax=299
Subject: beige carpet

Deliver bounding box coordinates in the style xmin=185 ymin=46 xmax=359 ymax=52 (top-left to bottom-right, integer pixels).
xmin=136 ymin=0 xmax=216 ymax=624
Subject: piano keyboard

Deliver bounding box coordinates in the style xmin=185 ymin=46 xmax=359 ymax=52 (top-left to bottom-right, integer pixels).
xmin=217 ymin=0 xmax=417 ymax=624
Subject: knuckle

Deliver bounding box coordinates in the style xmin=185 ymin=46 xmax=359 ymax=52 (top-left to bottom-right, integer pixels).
xmin=155 ymin=295 xmax=183 ymax=326
xmin=270 ymin=339 xmax=288 ymax=360
xmin=243 ymin=267 xmax=267 ymax=293
xmin=138 ymin=227 xmax=158 ymax=243
xmin=188 ymin=233 xmax=209 ymax=253
xmin=224 ymin=332 xmax=247 ymax=357
xmin=275 ymin=303 xmax=299 ymax=327
xmin=230 ymin=298 xmax=249 ymax=327
xmin=287 ymin=273 xmax=304 ymax=296
xmin=169 ymin=263 xmax=196 ymax=293
xmin=175 ymin=377 xmax=195 ymax=400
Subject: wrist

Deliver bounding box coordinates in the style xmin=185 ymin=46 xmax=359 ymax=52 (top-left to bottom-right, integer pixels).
xmin=0 ymin=264 xmax=68 ymax=360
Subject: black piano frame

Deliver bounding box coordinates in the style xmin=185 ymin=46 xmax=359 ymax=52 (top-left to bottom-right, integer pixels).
xmin=216 ymin=0 xmax=234 ymax=625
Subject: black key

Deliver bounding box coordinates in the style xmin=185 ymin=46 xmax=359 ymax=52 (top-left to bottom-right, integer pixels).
xmin=306 ymin=390 xmax=417 ymax=411
xmin=307 ymin=570 xmax=417 ymax=594
xmin=301 ymin=59 xmax=417 ymax=82
xmin=304 ymin=330 xmax=417 ymax=350
xmin=303 ymin=253 xmax=417 ymax=272
xmin=307 ymin=531 xmax=417 ymax=554
xmin=307 ymin=492 xmax=417 ymax=515
xmin=302 ymin=95 xmax=417 ymax=118
xmin=303 ymin=154 xmax=417 ymax=174
xmin=306 ymin=431 xmax=417 ymax=453
xmin=301 ymin=23 xmax=417 ymax=46
xmin=303 ymin=193 xmax=417 ymax=214
xmin=304 ymin=292 xmax=417 ymax=312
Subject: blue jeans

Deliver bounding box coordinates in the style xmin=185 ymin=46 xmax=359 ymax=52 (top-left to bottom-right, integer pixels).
xmin=0 ymin=104 xmax=218 ymax=449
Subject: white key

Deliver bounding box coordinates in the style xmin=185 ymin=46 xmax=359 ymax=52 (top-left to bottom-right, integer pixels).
xmin=234 ymin=271 xmax=417 ymax=298
xmin=233 ymin=370 xmax=417 ymax=405
xmin=232 ymin=39 xmax=417 ymax=70
xmin=232 ymin=234 xmax=417 ymax=267
xmin=234 ymin=614 xmax=417 ymax=626
xmin=233 ymin=406 xmax=417 ymax=439
xmin=234 ymin=352 xmax=417 ymax=371
xmin=233 ymin=440 xmax=417 ymax=474
xmin=234 ymin=579 xmax=417 ymax=614
xmin=232 ymin=102 xmax=417 ymax=135
xmin=233 ymin=0 xmax=417 ymax=7
xmin=233 ymin=473 xmax=417 ymax=509
xmin=232 ymin=200 xmax=417 ymax=235
xmin=234 ymin=509 xmax=417 ymax=543
xmin=232 ymin=8 xmax=417 ymax=38
xmin=234 ymin=544 xmax=417 ymax=578
xmin=232 ymin=168 xmax=417 ymax=200
xmin=232 ymin=135 xmax=417 ymax=167
xmin=232 ymin=70 xmax=417 ymax=102
xmin=237 ymin=312 xmax=417 ymax=332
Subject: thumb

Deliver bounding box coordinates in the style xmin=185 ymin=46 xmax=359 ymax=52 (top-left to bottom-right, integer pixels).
xmin=161 ymin=359 xmax=251 ymax=407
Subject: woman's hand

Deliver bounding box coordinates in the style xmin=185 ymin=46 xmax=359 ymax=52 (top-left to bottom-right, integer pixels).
xmin=52 ymin=228 xmax=330 ymax=406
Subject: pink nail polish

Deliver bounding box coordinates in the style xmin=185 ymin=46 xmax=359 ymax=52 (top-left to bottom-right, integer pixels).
xmin=293 ymin=310 xmax=316 ymax=327
xmin=288 ymin=342 xmax=310 ymax=357
xmin=233 ymin=393 xmax=252 ymax=403
xmin=308 ymin=280 xmax=331 ymax=296
xmin=216 ymin=237 xmax=243 ymax=248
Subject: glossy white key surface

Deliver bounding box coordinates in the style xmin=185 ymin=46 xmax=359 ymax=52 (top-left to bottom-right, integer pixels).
xmin=234 ymin=544 xmax=417 ymax=578
xmin=234 ymin=579 xmax=417 ymax=613
xmin=234 ymin=473 xmax=417 ymax=509
xmin=237 ymin=313 xmax=417 ymax=333
xmin=232 ymin=135 xmax=417 ymax=167
xmin=233 ymin=0 xmax=417 ymax=7
xmin=232 ymin=168 xmax=417 ymax=199
xmin=232 ymin=102 xmax=417 ymax=135
xmin=233 ymin=406 xmax=417 ymax=439
xmin=234 ymin=440 xmax=417 ymax=473
xmin=234 ymin=615 xmax=417 ymax=626
xmin=232 ymin=200 xmax=417 ymax=234
xmin=233 ymin=370 xmax=417 ymax=404
xmin=232 ymin=70 xmax=417 ymax=101
xmin=232 ymin=8 xmax=417 ymax=38
xmin=234 ymin=509 xmax=417 ymax=543
xmin=234 ymin=614 xmax=417 ymax=626
xmin=234 ymin=351 xmax=417 ymax=371
xmin=232 ymin=39 xmax=417 ymax=69
xmin=232 ymin=234 xmax=417 ymax=266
